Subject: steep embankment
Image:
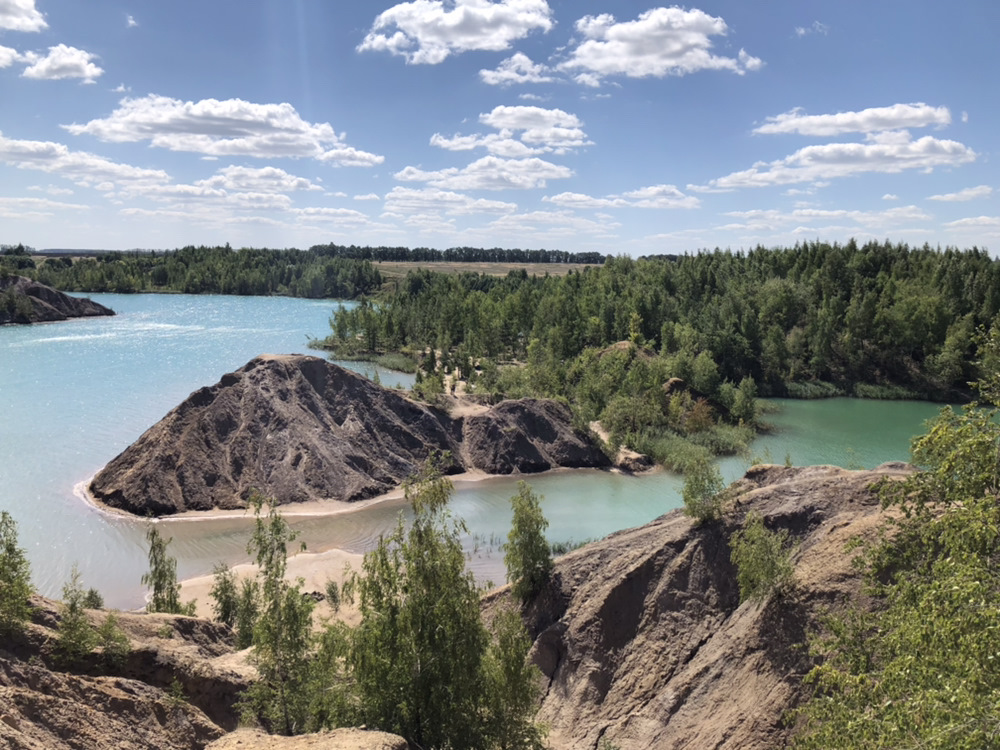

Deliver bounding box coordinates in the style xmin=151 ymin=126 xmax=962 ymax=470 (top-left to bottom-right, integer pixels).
xmin=0 ymin=275 xmax=114 ymax=324
xmin=0 ymin=596 xmax=248 ymax=749
xmin=503 ymin=463 xmax=910 ymax=750
xmin=89 ymin=354 xmax=608 ymax=516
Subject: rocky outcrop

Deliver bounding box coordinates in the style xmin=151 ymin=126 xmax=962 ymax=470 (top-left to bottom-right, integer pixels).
xmin=89 ymin=354 xmax=609 ymax=516
xmin=0 ymin=275 xmax=114 ymax=324
xmin=497 ymin=462 xmax=912 ymax=750
xmin=0 ymin=596 xmax=249 ymax=750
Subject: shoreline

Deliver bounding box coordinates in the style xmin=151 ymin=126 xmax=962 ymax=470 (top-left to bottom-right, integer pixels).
xmin=74 ymin=466 xmax=552 ymax=525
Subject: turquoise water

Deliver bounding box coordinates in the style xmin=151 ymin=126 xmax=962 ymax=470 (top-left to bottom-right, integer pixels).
xmin=0 ymin=293 xmax=947 ymax=608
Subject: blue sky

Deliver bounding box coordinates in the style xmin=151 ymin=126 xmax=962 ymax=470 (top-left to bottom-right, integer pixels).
xmin=0 ymin=0 xmax=997 ymax=255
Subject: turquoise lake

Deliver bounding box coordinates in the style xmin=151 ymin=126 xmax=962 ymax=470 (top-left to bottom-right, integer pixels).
xmin=0 ymin=293 xmax=950 ymax=608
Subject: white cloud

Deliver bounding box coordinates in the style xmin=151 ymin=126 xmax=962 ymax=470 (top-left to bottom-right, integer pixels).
xmin=395 ymin=155 xmax=572 ymax=190
xmin=480 ymin=52 xmax=553 ymax=86
xmin=927 ymin=184 xmax=992 ymax=202
xmin=0 ymin=131 xmax=170 ymax=188
xmin=882 ymin=193 xmax=899 ymax=201
xmin=127 ymin=14 xmax=138 ymax=28
xmin=0 ymin=0 xmax=46 ymax=31
xmin=558 ymin=7 xmax=762 ymax=84
xmin=290 ymin=207 xmax=374 ymax=225
xmin=430 ymin=105 xmax=591 ymax=157
xmin=0 ymin=44 xmax=18 ymax=67
xmin=945 ymin=216 xmax=1000 ymax=228
xmin=754 ymin=103 xmax=951 ymax=136
xmin=794 ymin=21 xmax=828 ymax=37
xmin=0 ymin=196 xmax=87 ymax=220
xmin=701 ymin=134 xmax=976 ymax=190
xmin=353 ymin=192 xmax=381 ymax=201
xmin=721 ymin=205 xmax=931 ymax=233
xmin=385 ymin=186 xmax=517 ymax=215
xmin=544 ymin=183 xmax=699 ymax=210
xmin=358 ymin=0 xmax=553 ymax=65
xmin=197 ymin=165 xmax=323 ymax=193
xmin=480 ymin=208 xmax=620 ymax=240
xmin=63 ymin=95 xmax=384 ymax=165
xmin=21 ymin=44 xmax=103 ymax=82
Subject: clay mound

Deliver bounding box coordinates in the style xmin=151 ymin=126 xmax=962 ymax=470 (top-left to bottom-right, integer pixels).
xmin=0 ymin=596 xmax=249 ymax=750
xmin=0 ymin=275 xmax=114 ymax=324
xmin=499 ymin=462 xmax=912 ymax=750
xmin=463 ymin=399 xmax=610 ymax=474
xmin=207 ymin=728 xmax=408 ymax=750
xmin=90 ymin=355 xmax=608 ymax=516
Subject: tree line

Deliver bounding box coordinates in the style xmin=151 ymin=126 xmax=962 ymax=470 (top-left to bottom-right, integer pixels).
xmin=1 ymin=245 xmax=383 ymax=298
xmin=309 ymin=242 xmax=607 ymax=265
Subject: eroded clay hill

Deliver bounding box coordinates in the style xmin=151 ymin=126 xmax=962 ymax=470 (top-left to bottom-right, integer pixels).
xmin=89 ymin=354 xmax=609 ymax=516
xmin=0 ymin=275 xmax=114 ymax=324
xmin=500 ymin=463 xmax=911 ymax=750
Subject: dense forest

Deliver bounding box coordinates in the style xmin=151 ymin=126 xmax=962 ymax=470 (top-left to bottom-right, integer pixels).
xmin=307 ymin=243 xmax=607 ymax=265
xmin=318 ymin=241 xmax=998 ymax=468
xmin=0 ymin=244 xmax=383 ymax=298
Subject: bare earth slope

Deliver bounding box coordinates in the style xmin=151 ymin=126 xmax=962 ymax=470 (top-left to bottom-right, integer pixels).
xmin=501 ymin=463 xmax=910 ymax=750
xmin=0 ymin=275 xmax=114 ymax=324
xmin=89 ymin=354 xmax=608 ymax=516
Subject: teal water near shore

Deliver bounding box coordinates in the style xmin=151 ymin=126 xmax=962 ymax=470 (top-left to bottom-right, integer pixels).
xmin=1 ymin=293 xmax=948 ymax=608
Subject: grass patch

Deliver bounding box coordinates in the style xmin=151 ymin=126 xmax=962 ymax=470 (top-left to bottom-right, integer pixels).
xmin=688 ymin=423 xmax=755 ymax=456
xmin=784 ymin=380 xmax=844 ymax=399
xmin=852 ymin=383 xmax=919 ymax=400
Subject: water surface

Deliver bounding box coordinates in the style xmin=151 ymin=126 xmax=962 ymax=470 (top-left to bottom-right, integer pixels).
xmin=0 ymin=293 xmax=947 ymax=608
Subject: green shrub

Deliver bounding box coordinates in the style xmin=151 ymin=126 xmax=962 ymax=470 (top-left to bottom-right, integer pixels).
xmin=83 ymin=588 xmax=104 ymax=609
xmin=784 ymin=380 xmax=843 ymax=399
xmin=681 ymin=456 xmax=725 ymax=523
xmin=729 ymin=512 xmax=794 ymax=603
xmin=57 ymin=564 xmax=97 ymax=665
xmin=142 ymin=525 xmax=196 ymax=616
xmin=97 ymin=611 xmax=131 ymax=668
xmin=504 ymin=482 xmax=553 ymax=604
xmin=0 ymin=511 xmax=33 ymax=635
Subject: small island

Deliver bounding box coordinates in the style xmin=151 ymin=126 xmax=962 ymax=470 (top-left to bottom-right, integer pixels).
xmin=0 ymin=274 xmax=114 ymax=325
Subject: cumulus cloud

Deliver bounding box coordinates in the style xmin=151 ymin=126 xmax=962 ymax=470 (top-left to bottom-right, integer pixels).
xmin=699 ymin=134 xmax=976 ymax=191
xmin=384 ymin=186 xmax=517 ymax=214
xmin=290 ymin=206 xmax=374 ymax=225
xmin=882 ymin=193 xmax=899 ymax=201
xmin=395 ymin=155 xmax=572 ymax=190
xmin=353 ymin=193 xmax=381 ymax=201
xmin=127 ymin=14 xmax=138 ymax=27
xmin=0 ymin=44 xmax=18 ymax=67
xmin=63 ymin=95 xmax=384 ymax=165
xmin=558 ymin=7 xmax=762 ymax=85
xmin=479 ymin=52 xmax=553 ymax=85
xmin=754 ymin=103 xmax=951 ymax=136
xmin=0 ymin=132 xmax=170 ymax=188
xmin=430 ymin=104 xmax=591 ymax=158
xmin=358 ymin=0 xmax=553 ymax=64
xmin=21 ymin=44 xmax=103 ymax=82
xmin=927 ymin=184 xmax=992 ymax=202
xmin=545 ymin=183 xmax=699 ymax=210
xmin=0 ymin=0 xmax=46 ymax=31
xmin=196 ymin=165 xmax=322 ymax=193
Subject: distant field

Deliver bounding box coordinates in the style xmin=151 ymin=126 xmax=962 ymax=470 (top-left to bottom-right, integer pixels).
xmin=374 ymin=260 xmax=599 ymax=282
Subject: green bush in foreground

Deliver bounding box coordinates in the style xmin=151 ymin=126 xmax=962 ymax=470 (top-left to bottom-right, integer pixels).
xmin=142 ymin=525 xmax=196 ymax=616
xmin=682 ymin=456 xmax=726 ymax=523
xmin=57 ymin=564 xmax=97 ymax=665
xmin=0 ymin=510 xmax=33 ymax=635
xmin=729 ymin=512 xmax=794 ymax=603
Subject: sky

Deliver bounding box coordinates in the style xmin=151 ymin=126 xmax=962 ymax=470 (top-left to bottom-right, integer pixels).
xmin=0 ymin=0 xmax=997 ymax=255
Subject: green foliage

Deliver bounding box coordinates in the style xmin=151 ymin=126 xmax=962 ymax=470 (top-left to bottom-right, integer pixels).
xmin=209 ymin=562 xmax=239 ymax=627
xmin=238 ymin=494 xmax=315 ymax=736
xmin=83 ymin=587 xmax=104 ymax=609
xmin=324 ymin=580 xmax=341 ymax=613
xmin=729 ymin=512 xmax=794 ymax=603
xmin=549 ymin=537 xmax=596 ymax=555
xmin=96 ymin=611 xmax=131 ymax=668
xmin=0 ymin=510 xmax=33 ymax=635
xmin=142 ymin=525 xmax=196 ymax=616
xmin=793 ymin=323 xmax=1000 ymax=748
xmin=504 ymin=482 xmax=553 ymax=604
xmin=57 ymin=564 xmax=97 ymax=665
xmin=681 ymin=456 xmax=726 ymax=523
xmin=311 ymin=460 xmax=545 ymax=749
xmin=234 ymin=577 xmax=260 ymax=650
